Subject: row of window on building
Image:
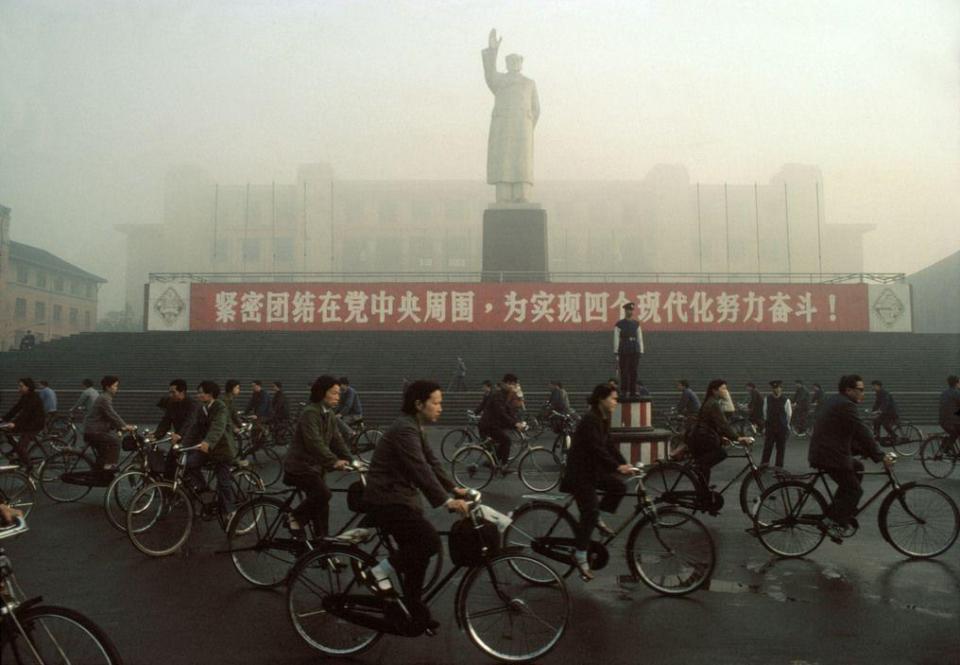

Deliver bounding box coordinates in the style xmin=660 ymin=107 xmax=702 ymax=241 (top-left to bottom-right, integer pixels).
xmin=13 ymin=297 xmax=92 ymax=327
xmin=16 ymin=264 xmax=96 ymax=298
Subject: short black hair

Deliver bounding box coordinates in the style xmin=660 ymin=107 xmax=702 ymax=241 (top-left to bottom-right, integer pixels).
xmin=197 ymin=380 xmax=220 ymax=398
xmin=746 ymin=382 xmax=756 ymax=389
xmin=838 ymin=374 xmax=863 ymax=392
xmin=402 ymin=380 xmax=443 ymax=416
xmin=252 ymin=380 xmax=262 ymax=387
xmin=18 ymin=377 xmax=36 ymax=391
xmin=949 ymin=375 xmax=959 ymax=388
xmin=502 ymin=373 xmax=519 ymax=384
xmin=587 ymin=383 xmax=617 ymax=408
xmin=481 ymin=380 xmax=493 ymax=388
xmin=310 ymin=375 xmax=340 ymax=403
xmin=225 ymin=379 xmax=240 ymax=393
xmin=338 ymin=376 xmax=350 ymax=386
xmin=272 ymin=381 xmax=283 ymax=389
xmin=169 ymin=379 xmax=188 ymax=393
xmin=678 ymin=379 xmax=690 ymax=388
xmin=101 ymin=375 xmax=119 ymax=390
xmin=704 ymin=379 xmax=727 ymax=400
xmin=39 ymin=380 xmax=49 ymax=387
xmin=871 ymin=380 xmax=883 ymax=387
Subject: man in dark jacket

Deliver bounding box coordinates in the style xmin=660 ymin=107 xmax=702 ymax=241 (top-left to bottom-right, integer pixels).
xmin=153 ymin=379 xmax=200 ymax=445
xmin=613 ymin=303 xmax=644 ymax=399
xmin=762 ymin=381 xmax=792 ymax=468
xmin=791 ymin=380 xmax=811 ymax=433
xmin=363 ymin=380 xmax=469 ymax=631
xmin=473 ymin=381 xmax=494 ymax=416
xmin=1 ymin=378 xmax=46 ymax=473
xmin=245 ymin=380 xmax=272 ymax=419
xmin=808 ymin=374 xmax=893 ymax=539
xmin=746 ymin=382 xmax=764 ymax=433
xmin=191 ymin=381 xmax=238 ymax=520
xmin=478 ymin=374 xmax=523 ymax=465
xmin=939 ymin=375 xmax=960 ymax=448
xmin=870 ymin=380 xmax=899 ymax=439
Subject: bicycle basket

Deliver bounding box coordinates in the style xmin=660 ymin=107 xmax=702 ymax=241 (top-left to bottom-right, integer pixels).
xmin=449 ymin=518 xmax=500 ymax=567
xmin=147 ymin=449 xmax=168 ymax=476
xmin=346 ymin=480 xmax=367 ymax=513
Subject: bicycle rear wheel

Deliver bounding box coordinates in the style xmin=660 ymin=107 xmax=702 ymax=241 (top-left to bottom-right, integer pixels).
xmin=104 ymin=469 xmax=150 ymax=531
xmin=640 ymin=462 xmax=701 ymax=520
xmin=353 ymin=428 xmax=383 ymax=464
xmin=458 ymin=554 xmax=569 ymax=663
xmin=38 ymin=449 xmax=94 ymax=503
xmin=518 ymin=447 xmax=563 ymax=492
xmin=440 ymin=427 xmax=474 ymax=462
xmin=890 ymin=423 xmax=923 ymax=457
xmin=754 ymin=481 xmax=827 ymax=558
xmin=229 ymin=496 xmax=306 ymax=587
xmin=126 ymin=481 xmax=194 ymax=557
xmin=501 ymin=502 xmax=577 ymax=581
xmin=626 ymin=509 xmax=716 ymax=596
xmin=242 ymin=448 xmax=282 ymax=487
xmin=919 ymin=435 xmax=957 ymax=479
xmin=287 ymin=548 xmax=383 ymax=656
xmin=738 ymin=464 xmax=781 ymax=517
xmin=451 ymin=445 xmax=496 ymax=490
xmin=0 ymin=605 xmax=122 ymax=665
xmin=0 ymin=469 xmax=35 ymax=517
xmin=879 ymin=484 xmax=960 ymax=558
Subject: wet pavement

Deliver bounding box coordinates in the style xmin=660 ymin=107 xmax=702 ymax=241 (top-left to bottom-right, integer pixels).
xmin=3 ymin=430 xmax=958 ymax=665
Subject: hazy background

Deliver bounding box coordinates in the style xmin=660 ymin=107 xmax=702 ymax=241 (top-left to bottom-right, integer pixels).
xmin=1 ymin=0 xmax=958 ymax=312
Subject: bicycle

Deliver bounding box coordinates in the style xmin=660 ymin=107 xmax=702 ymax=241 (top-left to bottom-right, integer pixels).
xmin=342 ymin=418 xmax=384 ymax=464
xmin=918 ymin=432 xmax=960 ymax=478
xmin=0 ymin=466 xmax=36 ymax=519
xmin=440 ymin=411 xmax=482 ymax=461
xmin=286 ymin=489 xmax=569 ymax=662
xmin=516 ymin=412 xmax=578 ymax=493
xmin=0 ymin=428 xmax=65 ymax=480
xmin=503 ymin=464 xmax=716 ymax=596
xmin=751 ymin=454 xmax=960 ymax=559
xmin=235 ymin=421 xmax=283 ymax=487
xmin=789 ymin=406 xmax=811 ymax=439
xmin=641 ymin=438 xmax=778 ymax=520
xmin=450 ymin=429 xmax=534 ymax=490
xmin=872 ymin=417 xmax=924 ymax=457
xmin=41 ymin=407 xmax=84 ymax=447
xmin=125 ymin=443 xmax=264 ymax=557
xmin=102 ymin=434 xmax=173 ymax=532
xmin=0 ymin=518 xmax=124 ymax=664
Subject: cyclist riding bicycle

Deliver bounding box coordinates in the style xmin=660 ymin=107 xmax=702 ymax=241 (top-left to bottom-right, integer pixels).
xmin=559 ymin=383 xmax=634 ymax=582
xmin=334 ymin=376 xmax=363 ymax=442
xmin=0 ymin=378 xmax=46 ymax=474
xmin=190 ymin=381 xmax=239 ymax=523
xmin=808 ymin=374 xmax=894 ymax=540
xmin=362 ymin=380 xmax=470 ymax=632
xmin=686 ymin=379 xmax=754 ymax=490
xmin=83 ymin=375 xmax=137 ymax=471
xmin=282 ymin=375 xmax=352 ymax=538
xmin=939 ymin=375 xmax=960 ymax=449
xmin=478 ymin=374 xmax=524 ymax=467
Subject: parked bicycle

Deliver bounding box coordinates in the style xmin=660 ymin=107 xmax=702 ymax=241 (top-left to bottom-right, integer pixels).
xmin=286 ymin=488 xmax=570 ymax=662
xmin=503 ymin=464 xmax=716 ymax=596
xmin=918 ymin=432 xmax=960 ymax=478
xmin=751 ymin=454 xmax=960 ymax=559
xmin=125 ymin=443 xmax=264 ymax=557
xmin=0 ymin=517 xmax=124 ymax=664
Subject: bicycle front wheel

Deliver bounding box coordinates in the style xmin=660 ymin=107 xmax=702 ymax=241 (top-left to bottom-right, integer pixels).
xmin=104 ymin=469 xmax=150 ymax=532
xmin=891 ymin=423 xmax=924 ymax=457
xmin=919 ymin=435 xmax=957 ymax=479
xmin=229 ymin=496 xmax=305 ymax=587
xmin=626 ymin=509 xmax=716 ymax=596
xmin=518 ymin=447 xmax=563 ymax=492
xmin=502 ymin=502 xmax=577 ymax=581
xmin=287 ymin=547 xmax=383 ymax=656
xmin=738 ymin=464 xmax=781 ymax=517
xmin=754 ymin=481 xmax=827 ymax=558
xmin=0 ymin=605 xmax=123 ymax=665
xmin=640 ymin=462 xmax=701 ymax=519
xmin=38 ymin=449 xmax=94 ymax=503
xmin=458 ymin=554 xmax=569 ymax=663
xmin=218 ymin=468 xmax=265 ymax=531
xmin=126 ymin=481 xmax=194 ymax=557
xmin=353 ymin=428 xmax=383 ymax=464
xmin=879 ymin=484 xmax=960 ymax=558
xmin=440 ymin=427 xmax=474 ymax=462
xmin=0 ymin=469 xmax=35 ymax=517
xmin=451 ymin=445 xmax=496 ymax=490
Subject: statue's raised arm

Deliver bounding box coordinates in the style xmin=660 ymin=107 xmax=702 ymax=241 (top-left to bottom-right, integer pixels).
xmin=488 ymin=28 xmax=502 ymax=51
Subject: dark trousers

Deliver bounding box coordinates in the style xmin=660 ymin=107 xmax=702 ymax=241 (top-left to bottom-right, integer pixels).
xmin=761 ymin=427 xmax=788 ymax=468
xmin=8 ymin=430 xmax=39 ymax=471
xmin=692 ymin=446 xmax=728 ymax=487
xmin=284 ymin=471 xmax=333 ymax=536
xmin=943 ymin=424 xmax=960 ymax=448
xmin=873 ymin=416 xmax=897 ymax=439
xmin=479 ymin=426 xmax=511 ymax=465
xmin=824 ymin=459 xmax=864 ymax=527
xmin=618 ymin=352 xmax=639 ymax=395
xmin=83 ymin=432 xmax=119 ymax=468
xmin=370 ymin=504 xmax=441 ymax=611
xmin=572 ymin=474 xmax=627 ymax=551
xmin=185 ymin=453 xmax=236 ymax=515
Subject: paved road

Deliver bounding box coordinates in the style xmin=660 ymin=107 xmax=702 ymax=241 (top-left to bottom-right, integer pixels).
xmin=4 ymin=430 xmax=959 ymax=665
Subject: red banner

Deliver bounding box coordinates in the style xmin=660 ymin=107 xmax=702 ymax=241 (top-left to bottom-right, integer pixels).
xmin=189 ymin=283 xmax=869 ymax=332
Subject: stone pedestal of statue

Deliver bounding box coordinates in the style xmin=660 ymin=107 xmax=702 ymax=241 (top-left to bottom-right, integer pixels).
xmin=481 ymin=203 xmax=549 ymax=282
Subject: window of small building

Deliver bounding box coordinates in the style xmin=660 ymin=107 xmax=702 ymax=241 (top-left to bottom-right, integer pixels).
xmin=85 ymin=283 xmax=95 ymax=298
xmin=84 ymin=311 xmax=92 ymax=328
xmin=16 ymin=264 xmax=28 ymax=283
xmin=70 ymin=280 xmax=82 ymax=295
xmin=54 ymin=276 xmax=64 ymax=292
xmin=35 ymin=301 xmax=46 ymax=321
xmin=14 ymin=298 xmax=27 ymax=318
xmin=53 ymin=304 xmax=62 ymax=322
xmin=36 ymin=272 xmax=47 ymax=288
xmin=69 ymin=308 xmax=78 ymax=324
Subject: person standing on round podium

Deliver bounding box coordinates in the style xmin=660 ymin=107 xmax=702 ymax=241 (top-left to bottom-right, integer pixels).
xmin=613 ymin=303 xmax=644 ymax=400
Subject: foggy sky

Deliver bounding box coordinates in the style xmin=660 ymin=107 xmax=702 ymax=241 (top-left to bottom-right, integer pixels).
xmin=1 ymin=0 xmax=958 ymax=312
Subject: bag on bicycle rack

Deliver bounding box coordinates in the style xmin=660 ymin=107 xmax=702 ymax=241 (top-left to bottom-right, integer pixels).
xmin=346 ymin=480 xmax=367 ymax=513
xmin=147 ymin=449 xmax=168 ymax=477
xmin=449 ymin=518 xmax=500 ymax=567
xmin=121 ymin=433 xmax=142 ymax=452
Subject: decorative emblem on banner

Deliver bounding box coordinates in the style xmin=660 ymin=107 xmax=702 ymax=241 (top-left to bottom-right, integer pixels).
xmin=871 ymin=288 xmax=905 ymax=328
xmin=155 ymin=287 xmax=186 ymax=325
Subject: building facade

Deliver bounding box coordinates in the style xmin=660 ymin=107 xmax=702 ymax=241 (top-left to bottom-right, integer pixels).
xmin=0 ymin=204 xmax=105 ymax=351
xmin=119 ymin=163 xmax=875 ymax=322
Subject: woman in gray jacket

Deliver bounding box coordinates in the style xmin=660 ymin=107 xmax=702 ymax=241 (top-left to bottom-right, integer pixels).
xmin=83 ymin=375 xmax=135 ymax=469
